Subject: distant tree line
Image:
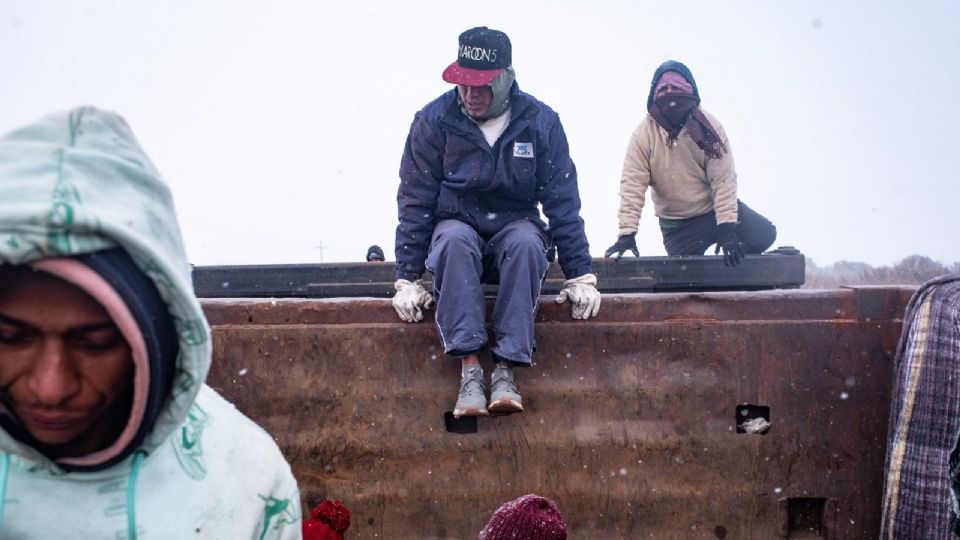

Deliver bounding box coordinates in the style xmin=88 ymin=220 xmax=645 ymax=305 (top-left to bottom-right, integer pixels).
xmin=804 ymin=255 xmax=960 ymax=288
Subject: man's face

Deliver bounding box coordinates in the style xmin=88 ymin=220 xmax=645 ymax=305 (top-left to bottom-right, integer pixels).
xmin=655 ymin=82 xmax=684 ymax=100
xmin=0 ymin=267 xmax=133 ymax=456
xmin=458 ymin=84 xmax=493 ymax=118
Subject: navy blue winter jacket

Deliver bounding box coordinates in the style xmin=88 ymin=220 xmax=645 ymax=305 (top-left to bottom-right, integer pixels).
xmin=395 ymin=83 xmax=592 ymax=281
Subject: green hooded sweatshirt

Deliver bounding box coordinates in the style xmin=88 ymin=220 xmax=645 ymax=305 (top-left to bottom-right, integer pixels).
xmin=0 ymin=107 xmax=301 ymax=539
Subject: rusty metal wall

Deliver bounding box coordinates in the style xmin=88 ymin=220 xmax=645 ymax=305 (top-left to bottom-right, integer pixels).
xmin=202 ymin=286 xmax=914 ymax=539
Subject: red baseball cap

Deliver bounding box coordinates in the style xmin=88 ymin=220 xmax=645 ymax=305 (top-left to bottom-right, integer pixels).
xmin=442 ymin=27 xmax=511 ymax=86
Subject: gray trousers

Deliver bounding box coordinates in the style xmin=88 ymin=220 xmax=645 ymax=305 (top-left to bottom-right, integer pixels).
xmin=425 ymin=219 xmax=549 ymax=365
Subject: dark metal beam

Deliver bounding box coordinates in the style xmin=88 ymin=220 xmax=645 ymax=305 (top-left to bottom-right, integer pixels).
xmin=192 ymin=247 xmax=804 ymax=298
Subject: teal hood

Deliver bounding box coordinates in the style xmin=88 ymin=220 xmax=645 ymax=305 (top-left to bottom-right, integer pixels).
xmin=0 ymin=106 xmax=211 ymax=471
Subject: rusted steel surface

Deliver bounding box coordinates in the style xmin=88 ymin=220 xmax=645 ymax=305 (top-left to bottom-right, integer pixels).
xmin=202 ymin=286 xmax=915 ymax=539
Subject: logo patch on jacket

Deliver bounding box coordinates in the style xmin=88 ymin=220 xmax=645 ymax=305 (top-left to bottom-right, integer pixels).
xmin=513 ymin=142 xmax=534 ymax=158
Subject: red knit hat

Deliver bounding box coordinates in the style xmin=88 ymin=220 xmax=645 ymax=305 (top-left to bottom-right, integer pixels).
xmin=302 ymin=499 xmax=351 ymax=540
xmin=477 ymin=494 xmax=567 ymax=540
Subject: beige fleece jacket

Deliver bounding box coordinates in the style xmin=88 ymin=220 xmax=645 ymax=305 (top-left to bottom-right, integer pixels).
xmin=616 ymin=109 xmax=738 ymax=236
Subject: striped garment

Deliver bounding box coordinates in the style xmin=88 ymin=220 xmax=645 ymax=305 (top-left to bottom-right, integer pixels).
xmin=881 ymin=274 xmax=960 ymax=539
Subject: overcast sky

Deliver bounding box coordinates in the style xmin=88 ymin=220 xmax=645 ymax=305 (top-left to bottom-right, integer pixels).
xmin=2 ymin=1 xmax=958 ymax=268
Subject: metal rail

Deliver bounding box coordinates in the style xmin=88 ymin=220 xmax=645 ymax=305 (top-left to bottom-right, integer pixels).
xmin=192 ymin=247 xmax=804 ymax=298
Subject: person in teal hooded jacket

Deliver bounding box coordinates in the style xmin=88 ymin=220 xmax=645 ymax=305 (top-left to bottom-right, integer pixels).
xmin=0 ymin=107 xmax=302 ymax=539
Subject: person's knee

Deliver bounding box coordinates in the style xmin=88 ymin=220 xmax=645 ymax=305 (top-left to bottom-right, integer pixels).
xmin=504 ymin=232 xmax=543 ymax=254
xmin=433 ymin=221 xmax=480 ymax=256
xmin=760 ymin=222 xmax=778 ymax=252
xmin=504 ymin=236 xmax=549 ymax=272
xmin=500 ymin=223 xmax=546 ymax=257
xmin=745 ymin=222 xmax=777 ymax=254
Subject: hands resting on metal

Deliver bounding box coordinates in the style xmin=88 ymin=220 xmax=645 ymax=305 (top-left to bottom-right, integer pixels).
xmin=391 ymin=279 xmax=435 ymax=322
xmin=392 ymin=273 xmax=602 ymax=322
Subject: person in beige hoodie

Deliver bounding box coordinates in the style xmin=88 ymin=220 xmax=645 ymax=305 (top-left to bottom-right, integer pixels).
xmin=605 ymin=60 xmax=776 ymax=266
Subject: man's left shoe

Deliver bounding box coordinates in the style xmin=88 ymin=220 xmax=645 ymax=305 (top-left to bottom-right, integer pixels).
xmin=489 ymin=364 xmax=523 ymax=415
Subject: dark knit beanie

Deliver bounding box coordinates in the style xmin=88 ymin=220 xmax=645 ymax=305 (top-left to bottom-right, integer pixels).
xmin=366 ymin=245 xmax=385 ymax=262
xmin=477 ymin=494 xmax=567 ymax=540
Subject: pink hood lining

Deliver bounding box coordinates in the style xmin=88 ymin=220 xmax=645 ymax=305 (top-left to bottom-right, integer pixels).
xmin=30 ymin=258 xmax=149 ymax=467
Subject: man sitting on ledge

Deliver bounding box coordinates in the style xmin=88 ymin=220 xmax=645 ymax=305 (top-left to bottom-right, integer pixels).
xmin=391 ymin=27 xmax=601 ymax=419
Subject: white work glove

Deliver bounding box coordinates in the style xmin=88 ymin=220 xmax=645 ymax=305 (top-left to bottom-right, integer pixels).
xmin=392 ymin=279 xmax=435 ymax=322
xmin=554 ymin=273 xmax=601 ymax=320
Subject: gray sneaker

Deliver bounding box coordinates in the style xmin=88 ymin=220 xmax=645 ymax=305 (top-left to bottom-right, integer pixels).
xmin=453 ymin=366 xmax=488 ymax=418
xmin=489 ymin=365 xmax=523 ymax=415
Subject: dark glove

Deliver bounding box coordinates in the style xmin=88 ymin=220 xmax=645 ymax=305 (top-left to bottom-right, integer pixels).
xmin=604 ymin=233 xmax=639 ymax=259
xmin=714 ymin=223 xmax=745 ymax=266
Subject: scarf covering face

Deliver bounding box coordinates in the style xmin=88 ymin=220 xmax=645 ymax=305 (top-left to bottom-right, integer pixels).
xmin=459 ymin=67 xmax=516 ymax=122
xmin=647 ymin=71 xmax=727 ymax=159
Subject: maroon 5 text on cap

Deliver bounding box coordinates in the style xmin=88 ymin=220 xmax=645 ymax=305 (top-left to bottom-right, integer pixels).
xmin=442 ymin=26 xmax=512 ymax=86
